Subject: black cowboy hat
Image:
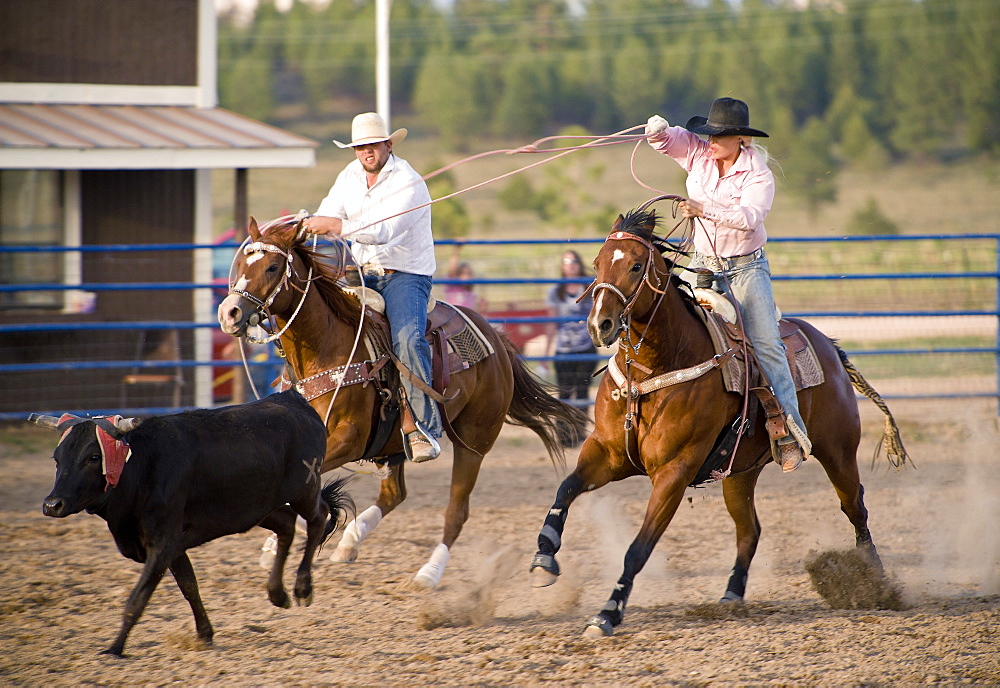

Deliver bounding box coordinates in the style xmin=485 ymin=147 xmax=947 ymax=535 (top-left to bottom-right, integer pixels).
xmin=685 ymin=98 xmax=769 ymax=138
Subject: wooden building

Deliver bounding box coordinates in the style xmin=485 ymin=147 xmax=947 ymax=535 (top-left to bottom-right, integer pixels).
xmin=0 ymin=0 xmax=316 ymax=414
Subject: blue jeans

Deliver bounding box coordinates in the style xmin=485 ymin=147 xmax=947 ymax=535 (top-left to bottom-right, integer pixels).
xmin=363 ymin=271 xmax=442 ymax=440
xmin=691 ymin=249 xmax=807 ymax=442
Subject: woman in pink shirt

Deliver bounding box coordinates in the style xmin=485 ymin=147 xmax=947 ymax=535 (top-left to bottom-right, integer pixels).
xmin=645 ymin=98 xmax=808 ymax=472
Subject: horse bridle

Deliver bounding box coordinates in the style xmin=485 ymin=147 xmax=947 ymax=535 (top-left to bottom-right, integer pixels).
xmin=583 ymin=230 xmax=670 ymax=325
xmin=228 ymin=219 xmax=315 ymax=345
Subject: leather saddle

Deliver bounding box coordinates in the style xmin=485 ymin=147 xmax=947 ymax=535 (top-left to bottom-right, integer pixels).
xmin=693 ymin=289 xmax=824 ymax=442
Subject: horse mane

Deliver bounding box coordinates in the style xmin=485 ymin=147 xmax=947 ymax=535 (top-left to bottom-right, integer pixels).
xmin=262 ymin=223 xmax=365 ymax=332
xmin=614 ymin=208 xmax=702 ymax=311
xmin=618 ymin=209 xmax=663 ymax=243
xmin=617 ymin=208 xmax=681 ymax=267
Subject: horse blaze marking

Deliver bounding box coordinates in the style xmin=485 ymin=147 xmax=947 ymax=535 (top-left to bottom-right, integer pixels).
xmin=234 ymin=275 xmax=250 ymax=291
xmin=247 ymin=252 xmax=265 ymax=265
xmin=611 ymin=249 xmax=625 ymax=263
xmin=592 ymin=292 xmax=607 ymax=325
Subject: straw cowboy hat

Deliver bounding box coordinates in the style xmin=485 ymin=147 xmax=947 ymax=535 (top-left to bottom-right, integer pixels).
xmin=685 ymin=98 xmax=769 ymax=138
xmin=333 ymin=112 xmax=408 ymax=149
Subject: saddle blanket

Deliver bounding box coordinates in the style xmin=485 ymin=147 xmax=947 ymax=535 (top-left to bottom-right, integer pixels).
xmin=696 ymin=293 xmax=825 ymax=394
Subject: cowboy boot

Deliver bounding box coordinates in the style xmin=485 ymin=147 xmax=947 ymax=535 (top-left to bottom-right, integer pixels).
xmin=407 ymin=421 xmax=441 ymax=463
xmin=399 ymin=399 xmax=440 ymax=463
xmin=777 ymin=440 xmax=804 ymax=473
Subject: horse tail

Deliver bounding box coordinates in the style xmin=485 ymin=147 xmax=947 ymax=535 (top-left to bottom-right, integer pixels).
xmin=833 ymin=342 xmax=911 ymax=469
xmin=320 ymin=476 xmax=356 ymax=545
xmin=500 ymin=333 xmax=591 ymax=463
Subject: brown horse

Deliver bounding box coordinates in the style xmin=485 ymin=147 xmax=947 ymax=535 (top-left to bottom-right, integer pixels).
xmin=218 ymin=217 xmax=589 ymax=588
xmin=529 ymin=209 xmax=908 ymax=637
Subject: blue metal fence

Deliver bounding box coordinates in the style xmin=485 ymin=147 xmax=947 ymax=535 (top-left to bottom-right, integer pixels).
xmin=2 ymin=234 xmax=997 ymax=420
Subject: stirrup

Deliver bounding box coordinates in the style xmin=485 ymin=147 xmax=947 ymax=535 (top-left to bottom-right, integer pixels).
xmin=404 ymin=421 xmax=440 ymax=463
xmin=777 ymin=441 xmax=804 ymax=473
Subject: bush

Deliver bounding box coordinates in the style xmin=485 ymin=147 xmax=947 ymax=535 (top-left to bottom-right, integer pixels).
xmin=847 ymin=198 xmax=899 ymax=236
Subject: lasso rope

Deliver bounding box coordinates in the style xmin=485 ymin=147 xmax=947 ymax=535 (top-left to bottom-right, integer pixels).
xmin=335 ymin=126 xmax=657 ymax=239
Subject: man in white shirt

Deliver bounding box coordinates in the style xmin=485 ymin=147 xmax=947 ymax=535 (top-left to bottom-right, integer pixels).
xmin=304 ymin=112 xmax=441 ymax=462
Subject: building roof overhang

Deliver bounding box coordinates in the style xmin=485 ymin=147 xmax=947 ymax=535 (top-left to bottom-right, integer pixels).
xmin=0 ymin=103 xmax=317 ymax=170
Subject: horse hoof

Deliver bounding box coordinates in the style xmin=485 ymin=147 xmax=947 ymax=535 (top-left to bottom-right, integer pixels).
xmin=295 ymin=593 xmax=313 ymax=607
xmin=719 ymin=591 xmax=744 ymax=604
xmin=268 ymin=591 xmax=291 ymax=609
xmin=329 ymin=545 xmax=358 ymax=563
xmin=583 ymin=615 xmax=614 ymax=638
xmin=530 ymin=567 xmax=559 ymax=588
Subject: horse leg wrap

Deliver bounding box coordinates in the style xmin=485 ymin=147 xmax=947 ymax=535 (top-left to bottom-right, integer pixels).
xmin=584 ymin=614 xmax=615 ymax=637
xmin=530 ymin=553 xmax=560 ymax=576
xmin=332 ymin=505 xmax=382 ymax=562
xmin=414 ymin=543 xmax=450 ymax=589
xmin=537 ymin=475 xmax=582 ymax=555
xmin=600 ymin=580 xmax=632 ymax=627
xmin=722 ymin=564 xmax=749 ymax=602
xmin=855 ymin=529 xmax=884 ymax=575
xmin=340 ymin=505 xmax=383 ymax=549
xmin=538 ymin=522 xmax=562 ymax=553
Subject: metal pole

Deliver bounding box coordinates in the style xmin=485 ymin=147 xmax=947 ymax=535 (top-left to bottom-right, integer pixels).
xmin=376 ymin=0 xmax=391 ymax=126
xmin=232 ymin=168 xmax=249 ymax=404
xmin=234 ymin=168 xmax=248 ymax=242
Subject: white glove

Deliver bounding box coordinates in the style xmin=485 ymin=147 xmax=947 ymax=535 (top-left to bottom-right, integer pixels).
xmin=645 ymin=115 xmax=668 ymax=136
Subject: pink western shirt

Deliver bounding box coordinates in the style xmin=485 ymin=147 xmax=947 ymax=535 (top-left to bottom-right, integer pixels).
xmin=647 ymin=124 xmax=774 ymax=258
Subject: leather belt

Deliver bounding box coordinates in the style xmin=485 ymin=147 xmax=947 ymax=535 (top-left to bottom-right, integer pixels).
xmin=700 ymin=248 xmax=764 ymax=272
xmin=349 ymin=264 xmax=397 ymax=277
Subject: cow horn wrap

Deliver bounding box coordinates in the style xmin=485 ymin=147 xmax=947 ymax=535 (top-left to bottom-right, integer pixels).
xmin=114 ymin=417 xmax=142 ymax=433
xmin=28 ymin=413 xmax=61 ymax=430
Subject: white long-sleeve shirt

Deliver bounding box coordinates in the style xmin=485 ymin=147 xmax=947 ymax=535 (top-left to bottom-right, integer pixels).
xmin=315 ymin=154 xmax=436 ymax=275
xmin=648 ymin=124 xmax=774 ymax=258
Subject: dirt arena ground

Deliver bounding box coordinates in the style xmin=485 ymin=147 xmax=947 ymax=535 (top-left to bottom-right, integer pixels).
xmin=2 ymin=398 xmax=998 ymax=686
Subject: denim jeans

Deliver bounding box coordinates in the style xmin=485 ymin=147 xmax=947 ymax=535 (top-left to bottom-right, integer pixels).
xmin=690 ymin=249 xmax=807 ymax=442
xmin=363 ymin=271 xmax=442 ymax=440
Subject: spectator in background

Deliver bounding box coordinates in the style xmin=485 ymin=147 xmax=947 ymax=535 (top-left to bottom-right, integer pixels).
xmin=444 ymin=242 xmax=484 ymax=311
xmin=545 ymin=250 xmax=595 ymax=403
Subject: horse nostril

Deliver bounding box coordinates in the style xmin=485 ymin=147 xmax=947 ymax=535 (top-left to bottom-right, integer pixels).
xmin=599 ymin=318 xmax=613 ymax=333
xmin=227 ymin=306 xmax=241 ymax=321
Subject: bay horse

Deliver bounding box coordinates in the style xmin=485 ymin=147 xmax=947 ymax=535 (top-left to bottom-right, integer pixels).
xmin=218 ymin=216 xmax=588 ymax=588
xmin=529 ymin=209 xmax=908 ymax=637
